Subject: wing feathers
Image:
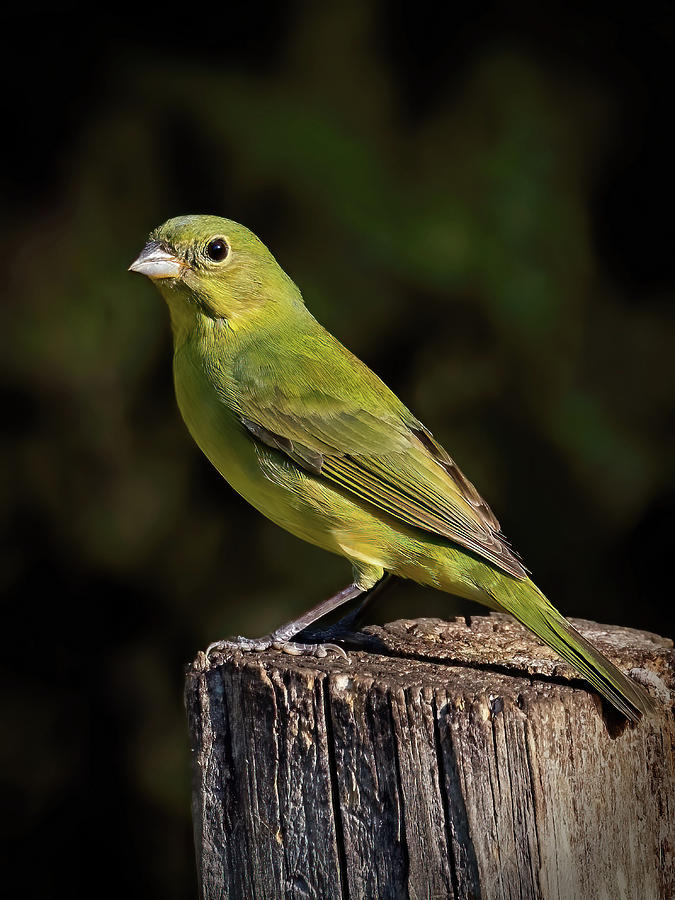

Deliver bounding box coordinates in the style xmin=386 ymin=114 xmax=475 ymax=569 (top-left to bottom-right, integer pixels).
xmin=234 ymin=332 xmax=526 ymax=579
xmin=242 ymin=413 xmax=527 ymax=578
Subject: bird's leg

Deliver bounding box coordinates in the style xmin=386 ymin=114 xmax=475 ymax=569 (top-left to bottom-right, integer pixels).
xmin=301 ymin=574 xmax=395 ymax=642
xmin=205 ymin=582 xmax=366 ymax=660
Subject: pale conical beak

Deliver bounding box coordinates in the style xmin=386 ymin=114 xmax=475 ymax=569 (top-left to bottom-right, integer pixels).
xmin=128 ymin=241 xmax=184 ymax=279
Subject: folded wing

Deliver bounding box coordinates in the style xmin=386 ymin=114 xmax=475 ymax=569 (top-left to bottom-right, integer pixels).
xmin=232 ymin=334 xmax=527 ymax=579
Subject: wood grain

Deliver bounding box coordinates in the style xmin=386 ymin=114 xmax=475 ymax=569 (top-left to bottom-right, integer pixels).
xmin=186 ymin=615 xmax=674 ymax=899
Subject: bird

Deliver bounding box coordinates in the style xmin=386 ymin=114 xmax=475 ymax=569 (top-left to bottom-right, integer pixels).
xmin=129 ymin=214 xmax=656 ymax=723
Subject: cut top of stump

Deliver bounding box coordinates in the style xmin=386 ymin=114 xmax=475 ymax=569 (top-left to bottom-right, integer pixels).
xmin=192 ymin=614 xmax=674 ymax=721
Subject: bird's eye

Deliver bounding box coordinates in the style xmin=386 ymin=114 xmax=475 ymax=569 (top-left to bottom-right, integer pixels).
xmin=206 ymin=238 xmax=229 ymax=262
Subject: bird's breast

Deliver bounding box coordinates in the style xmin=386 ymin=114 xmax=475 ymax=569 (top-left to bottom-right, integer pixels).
xmin=171 ymin=342 xmax=337 ymax=548
xmin=172 ymin=344 xmax=257 ymax=490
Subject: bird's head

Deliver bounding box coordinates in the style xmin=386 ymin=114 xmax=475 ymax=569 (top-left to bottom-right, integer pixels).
xmin=129 ymin=215 xmax=302 ymax=340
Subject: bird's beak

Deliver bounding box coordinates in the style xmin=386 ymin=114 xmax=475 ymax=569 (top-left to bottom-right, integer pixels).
xmin=128 ymin=241 xmax=184 ymax=279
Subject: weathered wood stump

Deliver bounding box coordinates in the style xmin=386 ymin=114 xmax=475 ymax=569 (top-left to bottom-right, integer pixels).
xmin=185 ymin=615 xmax=674 ymax=899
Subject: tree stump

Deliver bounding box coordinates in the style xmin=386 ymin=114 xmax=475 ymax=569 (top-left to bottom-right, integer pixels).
xmin=185 ymin=615 xmax=674 ymax=899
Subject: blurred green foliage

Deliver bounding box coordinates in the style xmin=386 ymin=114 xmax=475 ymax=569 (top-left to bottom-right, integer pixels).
xmin=3 ymin=6 xmax=674 ymax=898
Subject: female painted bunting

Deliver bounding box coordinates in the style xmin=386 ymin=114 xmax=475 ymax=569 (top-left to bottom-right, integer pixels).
xmin=130 ymin=215 xmax=656 ymax=723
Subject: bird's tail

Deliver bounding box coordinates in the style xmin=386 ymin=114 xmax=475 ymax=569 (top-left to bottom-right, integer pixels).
xmin=485 ymin=576 xmax=658 ymax=723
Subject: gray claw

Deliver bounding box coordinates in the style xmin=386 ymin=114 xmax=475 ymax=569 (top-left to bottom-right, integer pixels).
xmin=204 ymin=636 xmax=349 ymax=662
xmin=205 ymin=636 xmax=269 ymax=657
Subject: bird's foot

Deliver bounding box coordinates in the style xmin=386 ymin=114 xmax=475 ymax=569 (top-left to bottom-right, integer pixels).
xmin=204 ymin=635 xmax=349 ymax=661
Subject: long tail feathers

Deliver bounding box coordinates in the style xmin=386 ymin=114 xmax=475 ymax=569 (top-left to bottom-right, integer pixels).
xmin=489 ymin=578 xmax=658 ymax=723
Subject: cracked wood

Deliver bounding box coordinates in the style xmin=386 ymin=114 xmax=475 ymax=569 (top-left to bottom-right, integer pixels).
xmin=185 ymin=615 xmax=674 ymax=899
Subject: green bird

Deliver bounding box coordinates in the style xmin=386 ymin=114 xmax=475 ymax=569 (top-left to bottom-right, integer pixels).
xmin=130 ymin=214 xmax=656 ymax=723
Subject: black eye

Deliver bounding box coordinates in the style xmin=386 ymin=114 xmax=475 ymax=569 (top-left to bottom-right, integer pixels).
xmin=206 ymin=238 xmax=229 ymax=262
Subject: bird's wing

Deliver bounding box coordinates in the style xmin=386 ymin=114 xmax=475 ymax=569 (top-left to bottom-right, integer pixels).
xmin=231 ymin=334 xmax=527 ymax=579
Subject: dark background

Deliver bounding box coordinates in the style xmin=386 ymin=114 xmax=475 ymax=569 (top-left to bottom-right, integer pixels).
xmin=2 ymin=4 xmax=674 ymax=897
